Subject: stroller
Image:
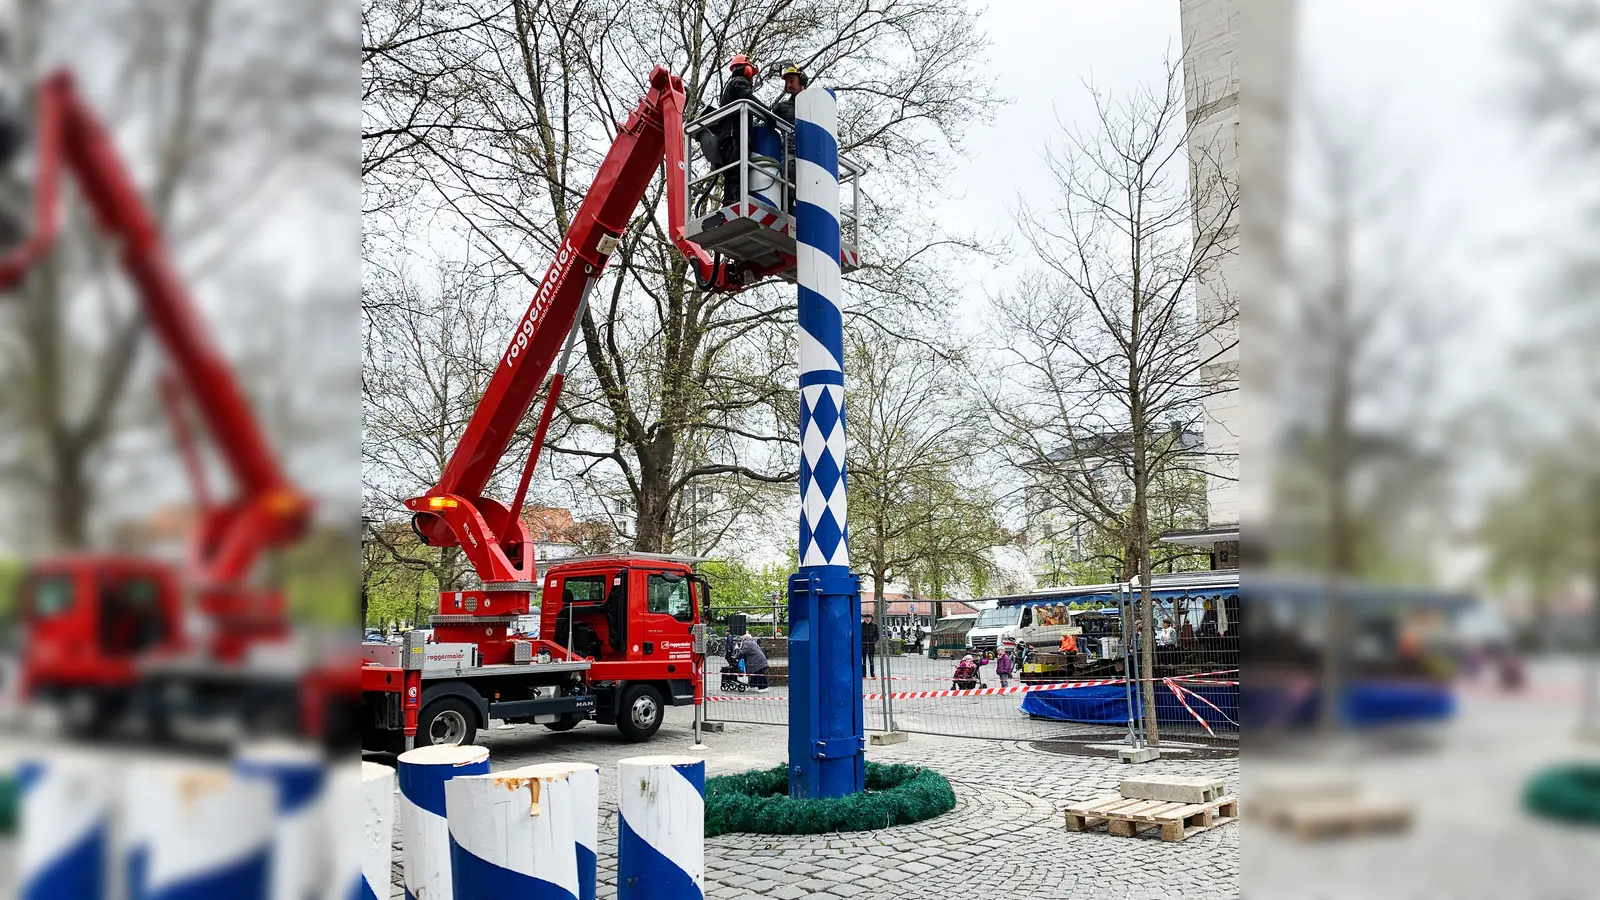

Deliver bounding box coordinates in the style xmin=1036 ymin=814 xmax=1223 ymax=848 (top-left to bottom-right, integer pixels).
xmin=720 ymin=658 xmax=750 ymax=693
xmin=951 ymin=656 xmax=984 ymax=691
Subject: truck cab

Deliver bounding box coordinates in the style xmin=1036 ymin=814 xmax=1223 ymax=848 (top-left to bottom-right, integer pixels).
xmin=16 ymin=557 xmax=185 ymax=731
xmin=540 ymin=554 xmax=705 ymax=689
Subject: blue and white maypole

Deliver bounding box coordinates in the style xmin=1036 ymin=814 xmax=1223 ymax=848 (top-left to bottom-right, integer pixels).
xmin=788 ymin=84 xmax=865 ymax=799
xmin=398 ymin=744 xmax=490 ymax=900
xmin=615 ymin=755 xmax=704 ymax=900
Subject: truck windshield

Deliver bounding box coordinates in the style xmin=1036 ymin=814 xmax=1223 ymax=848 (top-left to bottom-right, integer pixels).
xmin=975 ymin=607 xmax=1018 ymax=628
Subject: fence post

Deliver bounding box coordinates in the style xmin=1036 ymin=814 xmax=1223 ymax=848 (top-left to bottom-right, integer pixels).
xmin=121 ymin=760 xmax=276 ymax=900
xmin=235 ymin=742 xmax=326 ymax=900
xmin=445 ymin=762 xmax=595 ymax=899
xmin=398 ymin=744 xmax=490 ymax=900
xmin=617 ymin=756 xmax=704 ymax=900
xmin=18 ymin=753 xmax=111 ymax=900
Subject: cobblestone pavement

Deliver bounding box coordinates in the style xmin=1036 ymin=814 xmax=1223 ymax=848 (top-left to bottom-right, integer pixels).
xmin=1243 ymin=657 xmax=1599 ymax=900
xmin=385 ymin=707 xmax=1241 ymax=899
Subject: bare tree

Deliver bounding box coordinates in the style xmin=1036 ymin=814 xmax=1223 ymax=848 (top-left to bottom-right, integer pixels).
xmin=0 ymin=0 xmax=351 ymax=552
xmin=1275 ymin=88 xmax=1460 ymax=731
xmin=845 ymin=327 xmax=999 ymax=622
xmin=360 ymin=0 xmax=1000 ymax=553
xmin=984 ymin=58 xmax=1239 ymax=745
xmin=362 ymin=260 xmax=505 ymax=592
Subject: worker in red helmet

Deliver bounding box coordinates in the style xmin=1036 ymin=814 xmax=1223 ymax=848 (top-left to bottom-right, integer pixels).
xmin=717 ymin=53 xmax=762 ymax=206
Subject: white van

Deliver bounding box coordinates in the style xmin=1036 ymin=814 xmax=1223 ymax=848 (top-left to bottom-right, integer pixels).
xmin=966 ymin=602 xmax=1020 ymax=654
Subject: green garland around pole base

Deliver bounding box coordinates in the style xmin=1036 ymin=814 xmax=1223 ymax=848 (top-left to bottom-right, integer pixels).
xmin=0 ymin=774 xmax=16 ymax=838
xmin=1524 ymin=763 xmax=1600 ymax=826
xmin=705 ymin=761 xmax=955 ymax=837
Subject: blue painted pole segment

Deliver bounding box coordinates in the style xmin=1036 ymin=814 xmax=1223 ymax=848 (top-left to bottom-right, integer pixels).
xmin=18 ymin=754 xmax=111 ymax=900
xmin=788 ymin=84 xmax=865 ymax=800
xmin=125 ymin=760 xmax=275 ymax=900
xmin=235 ymin=742 xmax=326 ymax=900
xmin=398 ymin=744 xmax=490 ymax=900
xmin=616 ymin=756 xmax=704 ymax=900
xmin=445 ymin=763 xmax=587 ymax=900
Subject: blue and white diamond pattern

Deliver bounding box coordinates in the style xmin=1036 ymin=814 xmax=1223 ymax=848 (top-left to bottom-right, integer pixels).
xmin=800 ymin=383 xmax=848 ymax=567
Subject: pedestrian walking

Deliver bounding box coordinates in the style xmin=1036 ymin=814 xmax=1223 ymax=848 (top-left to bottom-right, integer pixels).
xmin=861 ymin=614 xmax=881 ymax=678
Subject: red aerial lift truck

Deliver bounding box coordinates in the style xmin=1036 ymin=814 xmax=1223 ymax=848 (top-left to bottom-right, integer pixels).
xmin=359 ymin=66 xmax=861 ymax=750
xmin=2 ymin=71 xmax=354 ymax=743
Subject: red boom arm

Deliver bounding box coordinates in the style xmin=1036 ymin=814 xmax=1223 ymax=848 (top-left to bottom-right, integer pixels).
xmin=408 ymin=67 xmax=728 ymax=583
xmin=0 ymin=71 xmax=310 ymax=585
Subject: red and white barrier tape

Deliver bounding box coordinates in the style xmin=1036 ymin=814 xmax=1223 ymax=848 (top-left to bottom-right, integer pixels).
xmin=706 ymin=669 xmax=1239 ymax=704
xmin=700 ymin=666 xmax=1235 ymax=701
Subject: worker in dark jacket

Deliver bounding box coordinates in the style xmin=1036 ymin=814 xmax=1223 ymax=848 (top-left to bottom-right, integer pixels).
xmin=718 ymin=54 xmax=761 ymax=206
xmin=770 ymin=64 xmax=807 ymax=125
xmin=861 ymin=614 xmax=881 ymax=678
xmin=731 ymin=632 xmax=769 ymax=692
xmin=769 ymin=64 xmax=807 ymax=211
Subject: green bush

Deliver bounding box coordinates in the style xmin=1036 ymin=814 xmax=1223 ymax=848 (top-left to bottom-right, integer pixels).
xmin=704 ymin=761 xmax=955 ymax=836
xmin=1525 ymin=763 xmax=1600 ymax=825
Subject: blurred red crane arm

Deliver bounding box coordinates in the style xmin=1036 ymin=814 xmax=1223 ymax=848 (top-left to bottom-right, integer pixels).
xmin=0 ymin=71 xmax=310 ymax=585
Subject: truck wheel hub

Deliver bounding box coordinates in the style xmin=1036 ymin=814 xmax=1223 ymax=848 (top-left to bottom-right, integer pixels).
xmin=631 ymin=697 xmax=658 ymax=728
xmin=430 ymin=710 xmax=467 ymax=745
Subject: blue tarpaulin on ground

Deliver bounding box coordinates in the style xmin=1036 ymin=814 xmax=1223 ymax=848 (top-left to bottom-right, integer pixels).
xmin=1239 ymin=680 xmax=1454 ymax=728
xmin=1020 ymin=682 xmax=1240 ymax=732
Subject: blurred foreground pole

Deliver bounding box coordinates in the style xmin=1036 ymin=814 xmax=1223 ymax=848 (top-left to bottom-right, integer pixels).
xmin=236 ymin=743 xmax=326 ymax=900
xmin=786 ymin=82 xmax=865 ymax=800
xmin=325 ymin=762 xmax=393 ymax=900
xmin=617 ymin=756 xmax=704 ymax=900
xmin=398 ymin=745 xmax=489 ymax=900
xmin=19 ymin=754 xmax=111 ymax=900
xmin=125 ymin=761 xmax=276 ymax=900
xmin=446 ymin=762 xmax=597 ymax=899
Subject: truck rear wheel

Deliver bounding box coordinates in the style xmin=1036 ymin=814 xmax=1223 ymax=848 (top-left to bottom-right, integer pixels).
xmin=417 ymin=696 xmax=478 ymax=747
xmin=616 ymin=684 xmax=663 ymax=742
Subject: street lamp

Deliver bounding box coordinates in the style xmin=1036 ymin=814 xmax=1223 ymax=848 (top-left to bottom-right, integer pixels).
xmin=360 ymin=515 xmax=375 ymax=630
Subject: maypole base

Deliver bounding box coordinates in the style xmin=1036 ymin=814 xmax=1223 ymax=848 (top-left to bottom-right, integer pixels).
xmin=704 ymin=762 xmax=954 ymax=836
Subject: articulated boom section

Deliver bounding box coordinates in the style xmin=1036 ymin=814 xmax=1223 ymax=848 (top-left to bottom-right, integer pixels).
xmin=0 ymin=72 xmax=310 ymax=589
xmin=409 ymin=67 xmax=731 ymax=585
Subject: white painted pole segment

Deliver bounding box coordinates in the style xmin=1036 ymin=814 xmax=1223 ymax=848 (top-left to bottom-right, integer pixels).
xmin=133 ymin=763 xmax=277 ymax=900
xmin=445 ymin=762 xmax=596 ymax=899
xmin=18 ymin=752 xmax=112 ymax=900
xmin=235 ymin=742 xmax=327 ymax=900
xmin=323 ymin=761 xmax=393 ymax=900
xmin=616 ymin=755 xmax=705 ymax=900
xmin=398 ymin=744 xmax=489 ymax=900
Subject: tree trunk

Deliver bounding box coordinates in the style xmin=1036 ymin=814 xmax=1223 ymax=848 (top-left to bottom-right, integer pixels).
xmin=1134 ymin=467 xmax=1160 ymax=747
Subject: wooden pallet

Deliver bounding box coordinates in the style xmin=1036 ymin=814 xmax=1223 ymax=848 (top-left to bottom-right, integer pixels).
xmin=1264 ymin=797 xmax=1412 ymax=840
xmin=1063 ymin=794 xmax=1239 ymax=842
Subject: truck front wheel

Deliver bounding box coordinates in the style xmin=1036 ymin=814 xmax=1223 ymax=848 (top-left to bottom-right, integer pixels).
xmin=417 ymin=696 xmax=478 ymax=747
xmin=616 ymin=684 xmax=663 ymax=742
